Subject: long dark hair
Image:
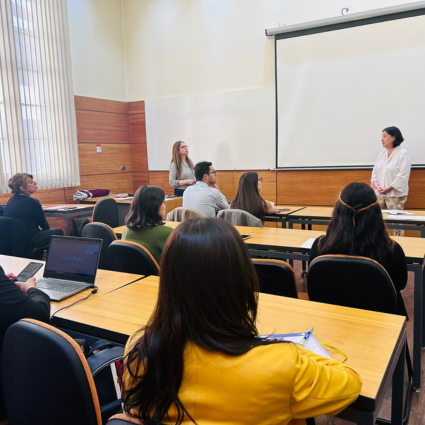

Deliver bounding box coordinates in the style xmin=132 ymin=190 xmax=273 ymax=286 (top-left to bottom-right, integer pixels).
xmin=122 ymin=218 xmax=260 ymax=424
xmin=171 ymin=141 xmax=194 ymax=179
xmin=318 ymin=182 xmax=395 ymax=264
xmin=125 ymin=185 xmax=165 ymax=230
xmin=230 ymin=172 xmax=267 ymax=221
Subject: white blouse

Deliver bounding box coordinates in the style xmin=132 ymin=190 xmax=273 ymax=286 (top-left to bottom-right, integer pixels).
xmin=371 ymin=146 xmax=411 ymax=197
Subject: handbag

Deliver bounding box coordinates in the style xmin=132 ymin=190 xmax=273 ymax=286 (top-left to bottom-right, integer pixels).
xmin=86 ymin=339 xmax=125 ymax=424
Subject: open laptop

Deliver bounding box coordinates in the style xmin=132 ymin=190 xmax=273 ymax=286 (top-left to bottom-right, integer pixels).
xmin=36 ymin=235 xmax=102 ymax=301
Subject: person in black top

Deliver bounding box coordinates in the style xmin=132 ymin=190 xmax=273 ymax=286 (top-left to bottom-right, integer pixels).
xmin=4 ymin=173 xmax=63 ymax=248
xmin=309 ymin=182 xmax=408 ymax=317
xmin=0 ymin=266 xmax=50 ymax=418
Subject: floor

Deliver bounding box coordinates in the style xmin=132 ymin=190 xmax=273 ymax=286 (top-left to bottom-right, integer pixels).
xmin=293 ymin=262 xmax=423 ymax=425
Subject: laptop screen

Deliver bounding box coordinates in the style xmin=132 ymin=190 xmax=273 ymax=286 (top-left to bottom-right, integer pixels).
xmin=44 ymin=236 xmax=102 ymax=283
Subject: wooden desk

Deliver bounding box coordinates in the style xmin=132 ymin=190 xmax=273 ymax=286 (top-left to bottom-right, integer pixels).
xmin=287 ymin=206 xmax=425 ymax=237
xmin=80 ymin=196 xmax=183 ymax=226
xmin=0 ymin=255 xmax=144 ymax=315
xmin=52 ymin=275 xmax=407 ymax=424
xmin=42 ymin=204 xmax=94 ymax=235
xmin=263 ymin=205 xmax=306 ymax=227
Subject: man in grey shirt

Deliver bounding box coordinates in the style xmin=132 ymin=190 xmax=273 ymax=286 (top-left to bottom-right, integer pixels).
xmin=183 ymin=161 xmax=229 ymax=217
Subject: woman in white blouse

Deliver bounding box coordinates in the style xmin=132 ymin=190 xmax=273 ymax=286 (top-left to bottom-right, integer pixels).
xmin=169 ymin=141 xmax=195 ymax=196
xmin=371 ymin=126 xmax=411 ymax=236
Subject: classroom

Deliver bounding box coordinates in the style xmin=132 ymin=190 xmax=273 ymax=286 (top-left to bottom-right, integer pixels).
xmin=1 ymin=0 xmax=425 ymax=424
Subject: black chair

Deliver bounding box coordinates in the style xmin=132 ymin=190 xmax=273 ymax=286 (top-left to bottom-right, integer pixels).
xmin=93 ymin=198 xmax=119 ymax=228
xmin=307 ymin=254 xmax=412 ymax=425
xmin=0 ymin=217 xmax=34 ymax=258
xmin=82 ymin=222 xmax=117 ymax=270
xmin=108 ymin=240 xmax=160 ymax=276
xmin=252 ymin=259 xmax=298 ymax=298
xmin=2 ymin=319 xmax=102 ymax=425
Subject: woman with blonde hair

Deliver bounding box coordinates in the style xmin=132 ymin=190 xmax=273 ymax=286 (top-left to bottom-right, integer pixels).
xmin=169 ymin=141 xmax=195 ymax=196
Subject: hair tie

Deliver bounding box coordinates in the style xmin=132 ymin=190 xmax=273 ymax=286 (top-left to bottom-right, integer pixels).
xmin=338 ymin=197 xmax=379 ymax=225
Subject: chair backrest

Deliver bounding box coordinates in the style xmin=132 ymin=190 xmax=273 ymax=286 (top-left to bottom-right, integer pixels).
xmin=106 ymin=413 xmax=141 ymax=424
xmin=252 ymin=259 xmax=298 ymax=298
xmin=217 ymin=209 xmax=263 ymax=227
xmin=92 ymin=198 xmax=119 ymax=228
xmin=82 ymin=222 xmax=117 ymax=270
xmin=2 ymin=319 xmax=102 ymax=425
xmin=307 ymin=255 xmax=398 ymax=314
xmin=108 ymin=240 xmax=160 ymax=276
xmin=0 ymin=216 xmax=33 ymax=258
xmin=166 ymin=207 xmax=206 ymax=222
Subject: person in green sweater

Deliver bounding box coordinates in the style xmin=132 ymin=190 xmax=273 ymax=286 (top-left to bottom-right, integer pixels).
xmin=122 ymin=185 xmax=174 ymax=264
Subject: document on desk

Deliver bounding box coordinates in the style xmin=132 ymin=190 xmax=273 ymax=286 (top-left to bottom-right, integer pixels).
xmin=114 ymin=196 xmax=133 ymax=200
xmin=260 ymin=333 xmax=331 ymax=358
xmin=299 ymin=238 xmax=316 ymax=249
xmin=387 ymin=214 xmax=425 ymax=220
xmin=43 ymin=206 xmax=77 ymax=211
xmin=382 ymin=209 xmax=414 ymax=215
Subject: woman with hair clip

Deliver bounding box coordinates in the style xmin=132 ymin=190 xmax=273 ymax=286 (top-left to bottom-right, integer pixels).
xmin=230 ymin=172 xmax=277 ymax=221
xmin=122 ymin=185 xmax=173 ymax=263
xmin=122 ymin=218 xmax=362 ymax=425
xmin=309 ymin=182 xmax=408 ymax=316
xmin=371 ymin=126 xmax=411 ymax=236
xmin=4 ymin=173 xmax=63 ymax=248
xmin=169 ymin=141 xmax=195 ymax=196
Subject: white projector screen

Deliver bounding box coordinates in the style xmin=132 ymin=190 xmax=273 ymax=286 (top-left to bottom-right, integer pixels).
xmin=276 ymin=13 xmax=425 ymax=169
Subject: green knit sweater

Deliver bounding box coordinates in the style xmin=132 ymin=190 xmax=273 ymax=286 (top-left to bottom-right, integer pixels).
xmin=121 ymin=223 xmax=174 ymax=264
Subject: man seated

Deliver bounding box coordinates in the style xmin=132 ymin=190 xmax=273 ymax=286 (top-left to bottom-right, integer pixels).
xmin=183 ymin=161 xmax=229 ymax=217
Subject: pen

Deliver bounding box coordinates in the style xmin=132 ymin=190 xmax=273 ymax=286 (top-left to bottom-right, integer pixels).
xmin=301 ymin=327 xmax=314 ymax=346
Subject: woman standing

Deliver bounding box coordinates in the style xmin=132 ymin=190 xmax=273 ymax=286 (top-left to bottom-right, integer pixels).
xmin=122 ymin=185 xmax=173 ymax=263
xmin=4 ymin=173 xmax=63 ymax=248
xmin=230 ymin=172 xmax=277 ymax=221
xmin=371 ymin=126 xmax=411 ymax=236
xmin=169 ymin=141 xmax=195 ymax=196
xmin=122 ymin=218 xmax=362 ymax=424
xmin=309 ymin=182 xmax=408 ymax=316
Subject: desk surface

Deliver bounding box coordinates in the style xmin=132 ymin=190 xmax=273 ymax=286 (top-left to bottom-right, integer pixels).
xmin=80 ymin=195 xmax=182 ymax=205
xmin=53 ymin=274 xmax=405 ymax=411
xmin=42 ymin=204 xmax=94 ymax=214
xmin=0 ymin=255 xmax=144 ymax=315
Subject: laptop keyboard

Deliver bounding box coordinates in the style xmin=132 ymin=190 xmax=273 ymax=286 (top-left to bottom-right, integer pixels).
xmin=37 ymin=278 xmax=87 ymax=293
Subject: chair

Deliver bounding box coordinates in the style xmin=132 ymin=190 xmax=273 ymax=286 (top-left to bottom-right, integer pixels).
xmin=106 ymin=414 xmax=141 ymax=424
xmin=252 ymin=259 xmax=298 ymax=298
xmin=2 ymin=319 xmax=102 ymax=425
xmin=93 ymin=198 xmax=119 ymax=228
xmin=217 ymin=209 xmax=263 ymax=227
xmin=307 ymin=254 xmax=412 ymax=425
xmin=166 ymin=207 xmax=206 ymax=221
xmin=108 ymin=240 xmax=160 ymax=276
xmin=0 ymin=217 xmax=34 ymax=258
xmin=82 ymin=222 xmax=117 ymax=270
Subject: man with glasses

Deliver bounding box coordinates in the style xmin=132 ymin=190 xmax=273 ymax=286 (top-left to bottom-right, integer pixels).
xmin=183 ymin=161 xmax=229 ymax=217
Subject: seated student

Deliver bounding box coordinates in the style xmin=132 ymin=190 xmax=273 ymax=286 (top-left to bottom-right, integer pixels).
xmin=122 ymin=218 xmax=362 ymax=425
xmin=0 ymin=267 xmax=50 ymax=419
xmin=122 ymin=185 xmax=174 ymax=264
xmin=309 ymin=182 xmax=408 ymax=316
xmin=182 ymin=161 xmax=228 ymax=217
xmin=4 ymin=173 xmax=63 ymax=248
xmin=230 ymin=172 xmax=277 ymax=221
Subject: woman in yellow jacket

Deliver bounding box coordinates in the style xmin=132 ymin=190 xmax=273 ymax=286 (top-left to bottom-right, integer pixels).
xmin=122 ymin=218 xmax=362 ymax=425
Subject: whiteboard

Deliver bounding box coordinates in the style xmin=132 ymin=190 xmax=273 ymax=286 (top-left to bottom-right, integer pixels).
xmin=276 ymin=13 xmax=425 ymax=168
xmin=145 ymin=88 xmax=275 ymax=170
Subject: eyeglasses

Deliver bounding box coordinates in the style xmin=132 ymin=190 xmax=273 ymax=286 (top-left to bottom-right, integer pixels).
xmin=180 ymin=145 xmax=188 ymax=148
xmin=208 ymin=171 xmax=217 ymax=175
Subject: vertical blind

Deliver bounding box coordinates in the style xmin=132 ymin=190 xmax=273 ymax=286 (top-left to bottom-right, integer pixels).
xmin=0 ymin=0 xmax=79 ymax=193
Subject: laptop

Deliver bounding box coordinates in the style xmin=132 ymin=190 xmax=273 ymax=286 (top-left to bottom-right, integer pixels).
xmin=36 ymin=235 xmax=103 ymax=301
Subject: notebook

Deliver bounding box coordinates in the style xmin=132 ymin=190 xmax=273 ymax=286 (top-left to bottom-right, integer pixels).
xmin=36 ymin=236 xmax=102 ymax=301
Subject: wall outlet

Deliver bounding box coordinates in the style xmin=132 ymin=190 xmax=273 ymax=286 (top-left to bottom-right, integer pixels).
xmin=121 ymin=165 xmax=126 ymax=170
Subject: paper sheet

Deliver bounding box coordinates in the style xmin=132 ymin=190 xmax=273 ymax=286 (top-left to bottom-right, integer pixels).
xmin=382 ymin=209 xmax=414 ymax=215
xmin=387 ymin=214 xmax=425 ymax=220
xmin=299 ymin=238 xmax=316 ymax=249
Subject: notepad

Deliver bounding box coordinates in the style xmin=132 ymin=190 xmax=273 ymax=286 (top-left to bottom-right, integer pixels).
xmin=259 ymin=333 xmax=331 ymax=358
xmin=382 ymin=209 xmax=414 ymax=215
xmin=387 ymin=214 xmax=425 ymax=220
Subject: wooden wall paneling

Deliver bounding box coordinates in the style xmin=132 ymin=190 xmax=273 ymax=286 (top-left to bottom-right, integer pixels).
xmin=149 ymin=171 xmax=173 ymax=195
xmin=406 ymin=169 xmax=425 ymax=209
xmin=64 ymin=173 xmax=134 ymax=203
xmin=133 ymin=172 xmax=149 ymax=192
xmin=217 ymin=170 xmax=277 ymax=204
xmin=76 ymin=110 xmax=130 ymax=144
xmin=128 ymin=101 xmax=145 ymax=115
xmin=129 ymin=114 xmax=146 ymax=143
xmin=74 ymin=96 xmax=128 ymax=114
xmin=79 ymin=143 xmax=133 ymax=176
xmin=276 ymin=169 xmax=371 ymax=206
xmin=130 ymin=143 xmax=148 ymax=172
